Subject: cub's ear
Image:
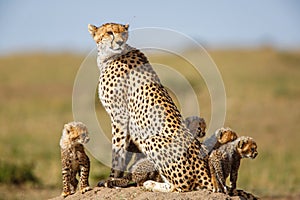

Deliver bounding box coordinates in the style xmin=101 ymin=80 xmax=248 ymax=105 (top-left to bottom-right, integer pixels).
xmin=238 ymin=139 xmax=245 ymax=149
xmin=88 ymin=24 xmax=98 ymax=36
xmin=64 ymin=123 xmax=72 ymax=134
xmin=64 ymin=123 xmax=69 ymax=130
xmin=124 ymin=24 xmax=129 ymax=30
xmin=218 ymin=129 xmax=224 ymax=139
xmin=216 ymin=128 xmax=225 ymax=140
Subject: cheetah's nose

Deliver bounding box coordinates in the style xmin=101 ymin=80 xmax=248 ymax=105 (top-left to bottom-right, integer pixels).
xmin=116 ymin=40 xmax=123 ymax=46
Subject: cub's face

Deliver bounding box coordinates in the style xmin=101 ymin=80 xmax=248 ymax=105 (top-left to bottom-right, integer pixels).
xmin=218 ymin=127 xmax=238 ymax=144
xmin=237 ymin=136 xmax=258 ymax=159
xmin=185 ymin=116 xmax=206 ymax=138
xmin=88 ymin=23 xmax=129 ymax=51
xmin=62 ymin=122 xmax=90 ymax=146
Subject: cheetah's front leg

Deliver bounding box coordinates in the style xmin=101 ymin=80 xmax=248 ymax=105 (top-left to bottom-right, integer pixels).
xmin=61 ymin=166 xmax=72 ymax=197
xmin=229 ymin=159 xmax=240 ymax=191
xmin=110 ymin=120 xmax=130 ymax=178
xmin=79 ymin=156 xmax=92 ymax=194
xmin=70 ymin=170 xmax=78 ymax=194
xmin=208 ymin=151 xmax=227 ymax=193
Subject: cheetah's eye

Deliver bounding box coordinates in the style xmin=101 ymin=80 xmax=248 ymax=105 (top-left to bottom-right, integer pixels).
xmin=107 ymin=31 xmax=113 ymax=36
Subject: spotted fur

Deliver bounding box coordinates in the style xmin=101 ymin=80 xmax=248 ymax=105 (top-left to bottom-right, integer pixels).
xmin=98 ymin=116 xmax=207 ymax=188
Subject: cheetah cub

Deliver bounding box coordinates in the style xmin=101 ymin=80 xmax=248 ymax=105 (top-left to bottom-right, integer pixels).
xmin=209 ymin=136 xmax=258 ymax=194
xmin=100 ymin=158 xmax=163 ymax=188
xmin=60 ymin=121 xmax=92 ymax=197
xmin=203 ymin=127 xmax=238 ymax=153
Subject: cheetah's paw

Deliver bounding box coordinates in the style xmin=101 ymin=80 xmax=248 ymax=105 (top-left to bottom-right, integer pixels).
xmin=80 ymin=186 xmax=92 ymax=194
xmin=143 ymin=180 xmax=174 ymax=192
xmin=61 ymin=191 xmax=72 ymax=198
xmin=143 ymin=180 xmax=156 ymax=191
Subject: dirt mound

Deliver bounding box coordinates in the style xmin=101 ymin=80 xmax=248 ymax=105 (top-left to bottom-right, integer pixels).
xmin=49 ymin=187 xmax=243 ymax=200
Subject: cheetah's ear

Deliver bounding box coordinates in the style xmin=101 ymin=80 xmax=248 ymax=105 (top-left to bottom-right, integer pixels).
xmin=88 ymin=24 xmax=98 ymax=36
xmin=64 ymin=124 xmax=69 ymax=130
xmin=124 ymin=24 xmax=129 ymax=30
xmin=64 ymin=124 xmax=72 ymax=134
xmin=238 ymin=139 xmax=245 ymax=149
xmin=218 ymin=129 xmax=224 ymax=139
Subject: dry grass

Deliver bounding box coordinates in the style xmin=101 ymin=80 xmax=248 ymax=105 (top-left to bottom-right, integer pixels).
xmin=0 ymin=48 xmax=299 ymax=199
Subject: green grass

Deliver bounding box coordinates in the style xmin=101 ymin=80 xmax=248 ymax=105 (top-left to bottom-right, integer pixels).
xmin=0 ymin=160 xmax=39 ymax=185
xmin=0 ymin=48 xmax=299 ymax=198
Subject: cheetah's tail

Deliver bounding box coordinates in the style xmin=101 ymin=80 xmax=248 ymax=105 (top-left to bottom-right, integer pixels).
xmin=229 ymin=188 xmax=260 ymax=200
xmin=98 ymin=173 xmax=133 ymax=188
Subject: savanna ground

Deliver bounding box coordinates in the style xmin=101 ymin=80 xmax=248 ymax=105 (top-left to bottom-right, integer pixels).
xmin=0 ymin=48 xmax=299 ymax=199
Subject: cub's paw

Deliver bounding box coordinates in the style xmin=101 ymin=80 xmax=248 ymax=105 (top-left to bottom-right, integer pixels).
xmin=223 ymin=186 xmax=229 ymax=194
xmin=61 ymin=191 xmax=72 ymax=198
xmin=80 ymin=186 xmax=92 ymax=194
xmin=97 ymin=180 xmax=106 ymax=187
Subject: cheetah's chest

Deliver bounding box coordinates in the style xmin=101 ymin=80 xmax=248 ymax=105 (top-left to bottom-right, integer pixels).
xmin=62 ymin=148 xmax=79 ymax=171
xmin=70 ymin=151 xmax=80 ymax=170
xmin=97 ymin=56 xmax=160 ymax=119
xmin=98 ymin=62 xmax=128 ymax=111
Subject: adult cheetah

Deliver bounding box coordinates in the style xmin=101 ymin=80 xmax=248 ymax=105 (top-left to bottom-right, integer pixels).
xmin=88 ymin=22 xmax=212 ymax=192
xmin=88 ymin=22 xmax=259 ymax=199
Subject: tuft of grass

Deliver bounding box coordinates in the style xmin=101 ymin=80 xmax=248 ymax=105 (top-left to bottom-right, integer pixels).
xmin=0 ymin=160 xmax=40 ymax=185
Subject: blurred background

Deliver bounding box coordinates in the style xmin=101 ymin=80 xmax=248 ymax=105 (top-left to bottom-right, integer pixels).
xmin=0 ymin=1 xmax=299 ymax=199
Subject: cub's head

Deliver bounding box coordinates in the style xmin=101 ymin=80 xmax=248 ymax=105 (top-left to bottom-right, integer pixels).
xmin=217 ymin=127 xmax=238 ymax=145
xmin=60 ymin=121 xmax=90 ymax=149
xmin=236 ymin=136 xmax=258 ymax=159
xmin=184 ymin=116 xmax=206 ymax=138
xmin=88 ymin=23 xmax=129 ymax=52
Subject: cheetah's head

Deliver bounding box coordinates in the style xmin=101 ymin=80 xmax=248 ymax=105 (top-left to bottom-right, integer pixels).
xmin=236 ymin=136 xmax=258 ymax=159
xmin=184 ymin=116 xmax=206 ymax=138
xmin=217 ymin=127 xmax=238 ymax=145
xmin=88 ymin=23 xmax=129 ymax=53
xmin=60 ymin=121 xmax=90 ymax=149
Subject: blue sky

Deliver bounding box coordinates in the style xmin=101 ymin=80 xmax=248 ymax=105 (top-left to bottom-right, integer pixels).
xmin=0 ymin=0 xmax=300 ymax=55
